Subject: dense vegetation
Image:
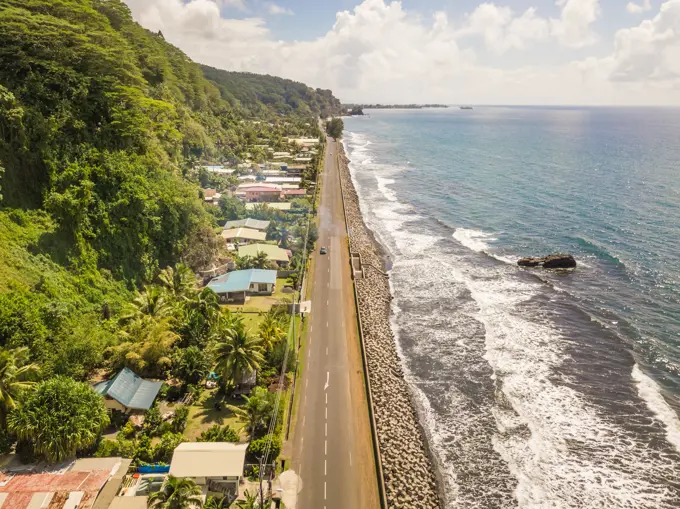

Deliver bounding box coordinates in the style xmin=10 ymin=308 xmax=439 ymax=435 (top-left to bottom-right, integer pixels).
xmin=326 ymin=118 xmax=345 ymax=139
xmin=201 ymin=65 xmax=342 ymax=119
xmin=0 ymin=0 xmax=334 ymax=465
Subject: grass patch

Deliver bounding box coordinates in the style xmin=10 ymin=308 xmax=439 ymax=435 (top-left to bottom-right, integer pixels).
xmin=183 ymin=388 xmax=245 ymax=441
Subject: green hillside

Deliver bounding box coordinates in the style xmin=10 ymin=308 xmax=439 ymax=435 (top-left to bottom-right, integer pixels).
xmin=201 ymin=65 xmax=343 ymax=118
xmin=0 ymin=0 xmax=336 ymax=387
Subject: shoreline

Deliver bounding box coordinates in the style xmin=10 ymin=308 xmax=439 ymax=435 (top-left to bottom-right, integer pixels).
xmin=337 ymin=144 xmax=442 ymax=509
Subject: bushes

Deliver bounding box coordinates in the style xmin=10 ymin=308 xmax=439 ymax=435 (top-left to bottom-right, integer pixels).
xmin=197 ymin=424 xmax=239 ymax=443
xmin=248 ymin=434 xmax=281 ymax=460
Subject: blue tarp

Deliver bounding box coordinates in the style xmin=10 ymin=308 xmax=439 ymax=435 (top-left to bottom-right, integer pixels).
xmin=138 ymin=465 xmax=170 ymax=473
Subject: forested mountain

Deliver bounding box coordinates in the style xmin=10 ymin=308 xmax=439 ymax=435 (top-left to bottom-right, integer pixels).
xmin=201 ymin=65 xmax=343 ymax=118
xmin=0 ymin=0 xmax=337 ymax=384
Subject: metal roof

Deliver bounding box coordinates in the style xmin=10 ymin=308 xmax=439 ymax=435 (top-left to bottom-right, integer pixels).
xmin=238 ymin=244 xmax=290 ymax=262
xmin=220 ymin=227 xmax=267 ymax=241
xmin=93 ymin=368 xmax=162 ymax=410
xmin=169 ymin=443 xmax=248 ymax=478
xmin=207 ymin=269 xmax=277 ymax=294
xmin=224 ymin=218 xmax=271 ymax=231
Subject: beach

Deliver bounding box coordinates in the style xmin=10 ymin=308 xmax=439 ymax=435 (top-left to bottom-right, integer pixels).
xmin=337 ymin=144 xmax=442 ymax=509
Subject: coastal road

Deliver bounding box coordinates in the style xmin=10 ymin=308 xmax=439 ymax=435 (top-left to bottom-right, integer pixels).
xmin=292 ymin=138 xmax=380 ymax=509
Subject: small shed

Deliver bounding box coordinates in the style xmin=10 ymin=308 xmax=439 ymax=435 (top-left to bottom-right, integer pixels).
xmin=93 ymin=368 xmax=162 ymax=412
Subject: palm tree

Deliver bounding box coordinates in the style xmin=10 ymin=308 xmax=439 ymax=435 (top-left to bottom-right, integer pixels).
xmin=253 ymin=251 xmax=270 ymax=270
xmin=258 ymin=314 xmax=286 ymax=351
xmin=227 ymin=387 xmax=275 ymax=439
xmin=234 ymin=490 xmax=259 ymax=509
xmin=121 ymin=286 xmax=173 ymax=322
xmin=158 ymin=264 xmax=197 ymax=299
xmin=0 ymin=347 xmax=38 ymax=430
xmin=203 ymin=496 xmax=230 ymax=509
xmin=214 ymin=329 xmax=263 ymax=388
xmin=147 ymin=476 xmax=203 ymax=509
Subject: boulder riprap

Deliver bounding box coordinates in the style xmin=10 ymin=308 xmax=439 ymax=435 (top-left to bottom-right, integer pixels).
xmin=518 ymin=254 xmax=576 ymax=268
xmin=338 ymin=147 xmax=442 ymax=509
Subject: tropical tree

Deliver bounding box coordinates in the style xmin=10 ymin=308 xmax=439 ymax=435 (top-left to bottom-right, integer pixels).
xmin=236 ymin=255 xmax=256 ymax=270
xmin=214 ymin=329 xmax=263 ymax=387
xmin=233 ymin=490 xmax=260 ymax=509
xmin=177 ymin=288 xmax=220 ymax=348
xmin=252 ymin=251 xmax=270 ymax=270
xmin=258 ymin=313 xmax=287 ymax=351
xmin=8 ymin=376 xmax=109 ymax=463
xmin=204 ymin=496 xmax=230 ymax=509
xmin=147 ymin=476 xmax=203 ymax=509
xmin=172 ymin=346 xmax=211 ymax=385
xmin=158 ymin=264 xmax=197 ymax=300
xmin=227 ymin=387 xmax=275 ymax=439
xmin=122 ymin=286 xmax=173 ymax=322
xmin=114 ymin=317 xmax=179 ymax=376
xmin=0 ymin=346 xmax=38 ymax=430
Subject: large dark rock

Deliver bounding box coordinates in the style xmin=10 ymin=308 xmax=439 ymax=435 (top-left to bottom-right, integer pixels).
xmin=518 ymin=254 xmax=576 ymax=269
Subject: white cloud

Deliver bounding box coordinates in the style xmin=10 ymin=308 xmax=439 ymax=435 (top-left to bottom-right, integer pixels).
xmin=267 ymin=3 xmax=294 ymax=15
xmin=122 ymin=0 xmax=680 ymax=105
xmin=456 ymin=4 xmax=550 ymax=53
xmin=610 ymin=0 xmax=680 ymax=82
xmin=627 ymin=0 xmax=652 ymax=13
xmin=550 ymin=0 xmax=601 ymax=47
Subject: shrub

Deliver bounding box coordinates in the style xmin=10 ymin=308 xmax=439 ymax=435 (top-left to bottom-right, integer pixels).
xmin=171 ymin=405 xmax=189 ymax=433
xmin=95 ymin=439 xmax=120 ymax=458
xmin=247 ymin=434 xmax=281 ymax=461
xmin=197 ymin=424 xmax=239 ymax=443
xmin=153 ymin=432 xmax=185 ymax=463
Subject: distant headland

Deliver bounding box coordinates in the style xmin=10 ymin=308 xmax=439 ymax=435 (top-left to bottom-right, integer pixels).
xmin=342 ymin=104 xmax=450 ymax=115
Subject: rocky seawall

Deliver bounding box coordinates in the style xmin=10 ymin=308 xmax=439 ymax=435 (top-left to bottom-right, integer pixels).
xmin=337 ymin=147 xmax=442 ymax=509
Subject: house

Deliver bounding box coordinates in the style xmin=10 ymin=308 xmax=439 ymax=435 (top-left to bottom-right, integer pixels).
xmin=245 ymin=202 xmax=291 ymax=211
xmin=294 ymin=157 xmax=313 ymax=163
xmin=264 ymin=177 xmax=302 ymax=184
xmin=289 ymin=137 xmax=320 ymax=147
xmin=202 ymin=188 xmax=221 ymax=204
xmin=94 ymin=368 xmax=163 ymax=412
xmin=238 ymin=244 xmax=290 ymax=267
xmin=221 ymin=227 xmax=267 ymax=244
xmin=207 ymin=268 xmax=278 ymax=302
xmin=169 ymin=443 xmax=248 ymax=500
xmin=0 ymin=457 xmax=130 ymax=509
xmin=224 ymin=218 xmax=270 ymax=231
xmin=243 ymin=185 xmax=282 ymax=202
xmin=281 ymin=189 xmax=307 ymax=198
xmin=272 ymin=151 xmax=291 ymax=159
xmin=285 ymin=164 xmax=307 ymax=176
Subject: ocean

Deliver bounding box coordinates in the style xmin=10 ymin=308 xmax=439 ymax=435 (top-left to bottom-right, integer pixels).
xmin=342 ymin=107 xmax=680 ymax=508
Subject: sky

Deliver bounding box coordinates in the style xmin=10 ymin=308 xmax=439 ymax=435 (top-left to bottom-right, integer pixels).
xmin=122 ymin=0 xmax=680 ymax=105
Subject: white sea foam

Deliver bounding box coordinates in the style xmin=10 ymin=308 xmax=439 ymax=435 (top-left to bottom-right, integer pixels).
xmin=632 ymin=364 xmax=680 ymax=453
xmin=453 ymin=228 xmax=496 ymax=252
xmin=345 ymin=129 xmax=680 ymax=508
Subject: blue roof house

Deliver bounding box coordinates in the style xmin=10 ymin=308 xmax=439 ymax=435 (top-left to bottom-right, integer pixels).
xmin=94 ymin=367 xmax=163 ymax=413
xmin=207 ymin=269 xmax=278 ymax=303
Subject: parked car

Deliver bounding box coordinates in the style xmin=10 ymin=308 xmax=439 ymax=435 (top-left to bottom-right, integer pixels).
xmin=320 ymin=247 xmax=327 ymax=254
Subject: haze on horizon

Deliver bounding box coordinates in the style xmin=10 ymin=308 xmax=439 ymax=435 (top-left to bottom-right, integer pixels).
xmin=124 ymin=0 xmax=680 ymax=106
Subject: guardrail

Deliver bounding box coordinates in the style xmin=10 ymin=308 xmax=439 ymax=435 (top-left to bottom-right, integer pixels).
xmin=335 ymin=148 xmax=389 ymax=509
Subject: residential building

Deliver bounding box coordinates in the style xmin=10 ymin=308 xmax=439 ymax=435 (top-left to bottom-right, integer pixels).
xmin=272 ymin=151 xmax=291 ymax=159
xmin=289 ymin=137 xmax=320 ymax=147
xmin=245 ymin=202 xmax=292 ymax=211
xmin=264 ymin=177 xmax=302 ymax=184
xmin=294 ymin=157 xmax=313 ymax=163
xmin=238 ymin=244 xmax=290 ymax=267
xmin=244 ymin=185 xmax=282 ymax=202
xmin=93 ymin=368 xmax=163 ymax=413
xmin=221 ymin=227 xmax=267 ymax=243
xmin=169 ymin=443 xmax=249 ymax=501
xmin=0 ymin=457 xmax=130 ymax=509
xmin=282 ymin=189 xmax=307 ymax=198
xmin=207 ymin=268 xmax=278 ymax=302
xmin=224 ymin=218 xmax=270 ymax=231
xmin=202 ymin=188 xmax=221 ymax=204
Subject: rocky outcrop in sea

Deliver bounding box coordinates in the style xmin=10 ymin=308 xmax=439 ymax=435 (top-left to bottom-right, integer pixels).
xmin=337 ymin=147 xmax=442 ymax=509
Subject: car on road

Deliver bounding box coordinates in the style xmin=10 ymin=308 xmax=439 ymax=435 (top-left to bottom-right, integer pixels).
xmin=320 ymin=246 xmax=327 ymax=255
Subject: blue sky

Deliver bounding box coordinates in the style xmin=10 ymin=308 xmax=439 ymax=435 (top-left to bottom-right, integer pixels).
xmin=124 ymin=0 xmax=680 ymax=105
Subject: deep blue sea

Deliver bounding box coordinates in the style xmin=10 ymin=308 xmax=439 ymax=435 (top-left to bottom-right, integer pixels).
xmin=343 ymin=107 xmax=680 ymax=508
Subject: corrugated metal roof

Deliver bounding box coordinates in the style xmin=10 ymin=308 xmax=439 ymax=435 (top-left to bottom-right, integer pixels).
xmin=220 ymin=228 xmax=267 ymax=241
xmin=224 ymin=218 xmax=270 ymax=231
xmin=238 ymin=244 xmax=290 ymax=262
xmin=207 ymin=269 xmax=277 ymax=294
xmin=169 ymin=443 xmax=248 ymax=478
xmin=93 ymin=368 xmax=162 ymax=410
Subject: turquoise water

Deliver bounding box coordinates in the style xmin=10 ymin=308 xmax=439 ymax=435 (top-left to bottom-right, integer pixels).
xmin=344 ymin=107 xmax=680 ymax=508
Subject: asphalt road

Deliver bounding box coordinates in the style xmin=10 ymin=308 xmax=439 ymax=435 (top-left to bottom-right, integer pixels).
xmin=292 ymin=138 xmax=379 ymax=509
